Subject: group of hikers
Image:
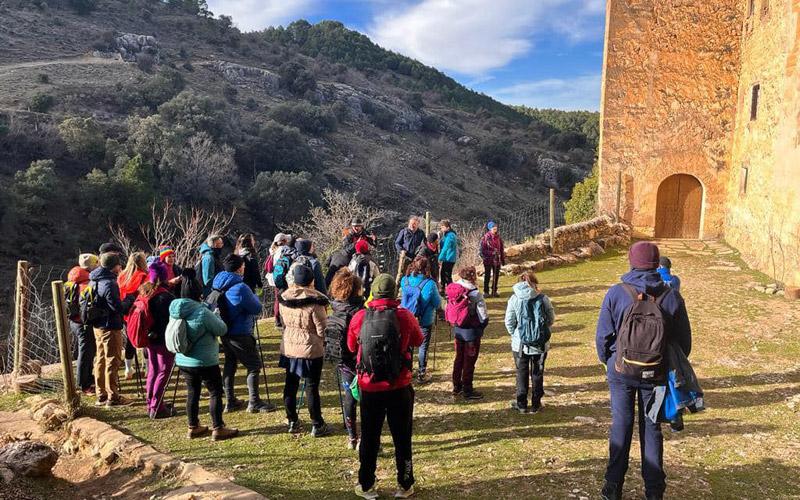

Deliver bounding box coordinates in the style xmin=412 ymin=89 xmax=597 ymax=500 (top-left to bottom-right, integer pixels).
xmin=63 ymin=213 xmax=693 ymax=500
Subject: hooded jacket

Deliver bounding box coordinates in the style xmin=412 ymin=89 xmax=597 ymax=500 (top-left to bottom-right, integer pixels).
xmin=291 ymin=240 xmax=328 ymax=296
xmin=328 ymin=296 xmax=365 ymax=368
xmin=89 ymin=266 xmax=123 ymax=330
xmin=279 ymin=286 xmax=329 ymax=359
xmin=147 ymin=288 xmax=175 ymax=345
xmin=480 ymin=231 xmax=505 ymax=267
xmin=399 ymin=273 xmax=441 ymax=327
xmin=596 ymin=269 xmax=692 ymax=369
xmin=325 ymin=249 xmax=352 ymax=288
xmin=505 ymin=281 xmax=555 ymax=355
xmin=240 ymin=248 xmax=263 ymax=292
xmin=394 ymin=227 xmax=426 ymax=256
xmin=212 ymin=271 xmax=262 ymax=336
xmin=452 ymin=279 xmax=489 ymax=342
xmin=199 ymin=243 xmax=221 ymax=291
xmin=347 ymin=298 xmax=423 ymax=393
xmin=439 ymin=230 xmax=458 ymax=264
xmin=170 ymin=298 xmax=228 ymax=368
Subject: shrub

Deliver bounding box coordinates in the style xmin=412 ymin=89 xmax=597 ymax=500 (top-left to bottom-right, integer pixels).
xmin=158 ymin=133 xmax=238 ymax=206
xmin=223 ymin=84 xmax=238 ymax=103
xmin=547 ymin=130 xmax=587 ymax=152
xmin=68 ymin=0 xmax=96 ymax=15
xmin=92 ymin=30 xmax=116 ymax=52
xmin=477 ymin=139 xmax=514 ymax=169
xmin=330 ymin=101 xmax=349 ymax=122
xmin=246 ymin=171 xmax=320 ymax=225
xmin=236 ymin=121 xmax=321 ymax=173
xmin=58 ymin=116 xmax=105 ymax=160
xmin=278 ymin=61 xmax=317 ymax=96
xmin=30 ymin=93 xmax=54 ymax=113
xmin=136 ymin=53 xmax=156 ymax=73
xmin=564 ymin=164 xmax=599 ymax=224
xmin=361 ymin=101 xmax=396 ymax=131
xmin=136 ymin=68 xmax=185 ymax=110
xmin=405 ymin=92 xmax=424 ymax=110
xmin=267 ymin=102 xmax=337 ymax=135
xmin=420 ymin=115 xmax=441 ymax=134
xmin=36 ymin=73 xmax=50 ymax=84
xmin=83 ymin=154 xmax=157 ymax=222
xmin=245 ymin=97 xmax=258 ymax=110
xmin=158 ymin=90 xmax=229 ymax=141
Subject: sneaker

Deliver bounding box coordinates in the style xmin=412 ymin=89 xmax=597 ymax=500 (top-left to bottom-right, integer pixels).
xmin=82 ymin=386 xmax=95 ymax=395
xmin=394 ymin=485 xmax=415 ymax=498
xmin=106 ymin=395 xmax=133 ymax=407
xmin=347 ymin=436 xmax=358 ymax=450
xmin=311 ymin=423 xmax=333 ymax=438
xmin=529 ymin=402 xmax=542 ymax=414
xmin=224 ymin=399 xmax=245 ymax=413
xmin=600 ymin=481 xmax=622 ymax=500
xmin=187 ymin=425 xmax=209 ymax=439
xmin=94 ymin=395 xmax=108 ymax=406
xmin=287 ymin=420 xmax=302 ymax=434
xmin=125 ymin=370 xmax=135 ymax=381
xmin=452 ymin=387 xmax=463 ymax=397
xmin=247 ymin=400 xmax=277 ymax=413
xmin=211 ymin=426 xmax=239 ymax=441
xmin=416 ymin=373 xmax=431 ymax=385
xmin=510 ymin=401 xmax=528 ymax=414
xmin=354 ymin=484 xmax=379 ymax=499
xmin=463 ymin=390 xmax=484 ymax=401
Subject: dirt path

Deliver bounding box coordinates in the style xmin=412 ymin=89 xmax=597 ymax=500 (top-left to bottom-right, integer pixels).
xmin=0 ymin=54 xmax=123 ymax=75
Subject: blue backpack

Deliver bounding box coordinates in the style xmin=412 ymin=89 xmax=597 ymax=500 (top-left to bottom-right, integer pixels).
xmin=273 ymin=254 xmax=293 ymax=289
xmin=401 ymin=278 xmax=431 ymax=319
xmin=519 ymin=295 xmax=551 ymax=348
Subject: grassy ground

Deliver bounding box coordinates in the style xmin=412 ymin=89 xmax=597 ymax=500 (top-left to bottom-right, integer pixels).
xmin=4 ymin=241 xmax=798 ymax=498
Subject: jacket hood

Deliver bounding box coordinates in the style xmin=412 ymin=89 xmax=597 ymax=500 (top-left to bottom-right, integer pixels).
xmin=455 ymin=279 xmax=477 ymax=291
xmin=512 ymin=281 xmax=540 ymax=300
xmin=68 ymin=266 xmax=90 ymax=285
xmin=89 ymin=266 xmax=117 ymax=282
xmin=212 ymin=271 xmax=243 ymax=290
xmin=169 ymin=298 xmax=204 ymax=319
xmin=622 ymin=269 xmax=668 ymax=295
xmin=332 ymin=296 xmax=365 ymax=315
xmin=279 ymin=286 xmax=329 ymax=307
xmin=368 ymin=298 xmax=400 ymax=309
xmin=295 ymin=239 xmax=313 ymax=255
xmin=199 ymin=242 xmax=215 ymax=255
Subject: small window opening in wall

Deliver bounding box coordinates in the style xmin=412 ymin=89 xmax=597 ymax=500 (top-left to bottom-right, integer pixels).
xmin=762 ymin=0 xmax=769 ymax=17
xmin=750 ymin=84 xmax=760 ymax=121
xmin=748 ymin=0 xmax=756 ymax=16
xmin=739 ymin=167 xmax=749 ymax=196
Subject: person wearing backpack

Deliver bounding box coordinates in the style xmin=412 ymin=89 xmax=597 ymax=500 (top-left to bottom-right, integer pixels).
xmin=343 ymin=217 xmax=378 ymax=259
xmin=504 ymin=272 xmax=555 ymax=414
xmin=236 ymin=233 xmax=263 ymax=293
xmin=438 ymin=220 xmax=458 ymax=291
xmin=348 ymin=240 xmax=381 ymax=297
xmin=279 ymin=265 xmax=332 ymax=437
xmin=480 ymin=221 xmax=505 ymax=297
xmin=347 ymin=274 xmax=423 ymax=499
xmin=88 ymin=252 xmax=131 ymax=407
xmin=67 ymin=253 xmax=99 ymax=394
xmin=118 ymin=252 xmax=149 ymax=381
xmin=596 ymin=242 xmax=692 ymax=500
xmin=415 ymin=233 xmax=440 ymax=284
xmin=197 ymin=235 xmax=224 ymax=298
xmin=657 ymin=256 xmax=681 ymax=293
xmin=170 ymin=269 xmax=239 ymax=441
xmin=213 ymin=254 xmax=275 ymax=414
xmin=133 ymin=281 xmax=176 ymax=419
xmin=325 ymin=248 xmax=352 ymax=289
xmin=288 ymin=238 xmax=328 ymax=296
xmin=325 ymin=268 xmax=366 ymax=449
xmin=399 ymin=256 xmax=441 ymax=385
xmin=266 ymin=233 xmax=294 ymax=326
xmin=446 ymin=266 xmax=488 ymax=400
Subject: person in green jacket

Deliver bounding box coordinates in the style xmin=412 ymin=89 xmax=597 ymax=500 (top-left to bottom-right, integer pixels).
xmin=170 ymin=269 xmax=238 ymax=441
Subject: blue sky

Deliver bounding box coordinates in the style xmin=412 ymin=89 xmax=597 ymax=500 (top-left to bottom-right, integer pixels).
xmin=206 ymin=1 xmax=606 ymax=111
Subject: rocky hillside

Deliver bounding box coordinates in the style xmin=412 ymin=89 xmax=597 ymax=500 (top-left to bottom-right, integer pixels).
xmin=0 ymin=0 xmax=597 ymax=267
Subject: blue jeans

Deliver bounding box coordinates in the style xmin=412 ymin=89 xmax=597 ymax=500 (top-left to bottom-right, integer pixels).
xmin=417 ymin=327 xmax=432 ymax=375
xmin=605 ymin=362 xmax=666 ymax=496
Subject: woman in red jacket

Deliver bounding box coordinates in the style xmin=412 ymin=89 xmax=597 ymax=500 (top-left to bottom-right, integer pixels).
xmin=347 ymin=274 xmax=423 ymax=500
xmin=118 ymin=252 xmax=149 ymax=380
xmin=480 ymin=221 xmax=506 ymax=297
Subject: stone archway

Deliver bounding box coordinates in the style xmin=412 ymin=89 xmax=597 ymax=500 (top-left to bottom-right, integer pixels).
xmin=655 ymin=174 xmax=703 ymax=238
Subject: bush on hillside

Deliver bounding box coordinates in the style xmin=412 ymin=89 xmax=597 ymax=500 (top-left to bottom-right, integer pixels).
xmin=246 ymin=171 xmax=320 ymax=226
xmin=361 ymin=100 xmax=396 ymax=131
xmin=548 ymin=130 xmax=587 ymax=152
xmin=158 ymin=133 xmax=238 ymax=206
xmin=157 ymin=91 xmax=229 ymax=141
xmin=236 ymin=121 xmax=321 ymax=173
xmin=30 ymin=93 xmax=54 ymax=113
xmin=58 ymin=116 xmax=105 ymax=160
xmin=82 ymin=154 xmax=156 ymax=223
xmin=278 ymin=61 xmax=317 ymax=96
xmin=564 ymin=164 xmax=599 ymax=224
xmin=68 ymin=0 xmax=96 ymax=15
xmin=267 ymin=102 xmax=337 ymax=135
xmin=477 ymin=139 xmax=515 ymax=169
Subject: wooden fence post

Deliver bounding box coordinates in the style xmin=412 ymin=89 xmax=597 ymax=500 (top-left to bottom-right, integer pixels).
xmin=549 ymin=189 xmax=556 ymax=253
xmin=425 ymin=211 xmax=431 ymax=236
xmin=394 ymin=250 xmax=407 ymax=298
xmin=51 ymin=280 xmax=79 ymax=413
xmin=615 ymin=170 xmax=623 ymax=221
xmin=13 ymin=260 xmax=30 ymax=377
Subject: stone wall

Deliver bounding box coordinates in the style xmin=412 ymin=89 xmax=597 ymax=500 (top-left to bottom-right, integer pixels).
xmin=725 ymin=0 xmax=800 ymax=291
xmin=597 ymin=0 xmax=743 ymax=238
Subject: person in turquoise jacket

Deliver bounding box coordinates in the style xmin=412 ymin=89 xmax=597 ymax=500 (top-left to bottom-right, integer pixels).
xmin=438 ymin=220 xmax=458 ymax=290
xmin=399 ymin=256 xmax=441 ymax=384
xmin=171 ymin=269 xmax=238 ymax=441
xmin=504 ymin=272 xmax=555 ymax=414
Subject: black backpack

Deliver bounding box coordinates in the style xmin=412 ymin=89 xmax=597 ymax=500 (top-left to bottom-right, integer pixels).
xmin=324 ymin=310 xmax=348 ymax=364
xmin=204 ymin=283 xmax=234 ymax=322
xmin=357 ymin=308 xmax=405 ymax=382
xmin=349 ymin=254 xmax=373 ymax=290
xmin=614 ymin=284 xmax=670 ymax=382
xmin=79 ymin=280 xmax=108 ymax=326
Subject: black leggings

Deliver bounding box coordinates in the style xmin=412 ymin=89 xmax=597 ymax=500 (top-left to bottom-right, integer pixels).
xmin=181 ymin=365 xmax=224 ymax=429
xmin=440 ymin=262 xmax=455 ymax=289
xmin=283 ymin=358 xmax=324 ymax=427
xmin=338 ymin=365 xmax=358 ymax=438
xmin=483 ymin=263 xmax=500 ymax=294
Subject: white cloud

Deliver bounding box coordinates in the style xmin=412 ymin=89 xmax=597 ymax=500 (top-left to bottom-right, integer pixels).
xmin=206 ymin=0 xmax=315 ymax=32
xmin=490 ymin=73 xmax=602 ymax=111
xmin=368 ymin=0 xmax=603 ymax=76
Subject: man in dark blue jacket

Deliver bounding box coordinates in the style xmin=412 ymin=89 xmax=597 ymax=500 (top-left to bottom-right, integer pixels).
xmin=596 ymin=242 xmax=691 ymax=500
xmin=214 ymin=254 xmax=275 ymax=414
xmin=394 ymin=216 xmax=426 ymax=268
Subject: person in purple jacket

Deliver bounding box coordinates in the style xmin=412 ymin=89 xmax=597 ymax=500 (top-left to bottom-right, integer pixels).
xmin=596 ymin=241 xmax=692 ymax=500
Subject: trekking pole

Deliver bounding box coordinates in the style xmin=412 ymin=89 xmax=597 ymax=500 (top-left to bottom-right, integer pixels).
xmin=432 ymin=322 xmax=438 ymax=372
xmin=335 ymin=368 xmax=347 ymax=430
xmin=153 ymin=361 xmax=177 ymax=420
xmin=254 ymin=321 xmax=273 ymax=406
xmin=171 ymin=367 xmax=182 ymax=408
xmin=298 ymin=378 xmax=307 ymax=407
xmin=133 ymin=352 xmax=145 ymax=400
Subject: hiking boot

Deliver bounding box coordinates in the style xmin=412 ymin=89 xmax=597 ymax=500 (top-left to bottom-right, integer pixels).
xmin=530 ymin=402 xmax=542 ymax=414
xmin=224 ymin=399 xmax=245 ymax=413
xmin=247 ymin=400 xmax=277 ymax=413
xmin=94 ymin=395 xmax=108 ymax=406
xmin=287 ymin=419 xmax=302 ymax=434
xmin=311 ymin=423 xmax=332 ymax=438
xmin=452 ymin=386 xmax=463 ymax=397
xmin=601 ymin=481 xmax=622 ymax=500
xmin=354 ymin=484 xmax=379 ymax=499
xmin=347 ymin=436 xmax=358 ymax=450
xmin=106 ymin=395 xmax=133 ymax=407
xmin=510 ymin=401 xmax=528 ymax=414
xmin=416 ymin=372 xmax=432 ymax=385
xmin=211 ymin=426 xmax=239 ymax=441
xmin=150 ymin=406 xmax=176 ymax=419
xmin=187 ymin=425 xmax=209 ymax=439
xmin=394 ymin=485 xmax=415 ymax=498
xmin=644 ymin=493 xmax=664 ymax=500
xmin=463 ymin=390 xmax=484 ymax=401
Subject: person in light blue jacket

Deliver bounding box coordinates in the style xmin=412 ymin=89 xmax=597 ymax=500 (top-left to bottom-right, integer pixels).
xmin=438 ymin=220 xmax=458 ymax=290
xmin=505 ymin=272 xmax=555 ymax=414
xmin=399 ymin=256 xmax=441 ymax=384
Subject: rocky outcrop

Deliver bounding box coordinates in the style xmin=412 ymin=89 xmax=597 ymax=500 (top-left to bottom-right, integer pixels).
xmin=0 ymin=441 xmax=58 ymax=478
xmin=316 ymin=82 xmax=422 ymax=132
xmin=204 ymin=61 xmax=279 ymax=91
xmin=114 ymin=33 xmax=159 ymax=63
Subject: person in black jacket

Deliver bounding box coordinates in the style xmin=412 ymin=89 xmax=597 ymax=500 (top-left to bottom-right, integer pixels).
xmin=89 ymin=252 xmax=130 ymax=407
xmin=325 ymin=249 xmax=352 ymax=289
xmin=394 ymin=216 xmax=426 ymax=276
xmin=325 ymin=268 xmax=366 ymax=449
xmin=416 ymin=233 xmax=440 ymax=284
xmin=342 ymin=218 xmax=377 ymax=259
xmin=139 ymin=282 xmax=176 ymax=419
xmin=236 ymin=233 xmax=263 ymax=293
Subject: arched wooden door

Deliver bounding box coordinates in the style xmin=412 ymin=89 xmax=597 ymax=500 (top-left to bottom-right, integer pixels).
xmin=655 ymin=174 xmax=703 ymax=238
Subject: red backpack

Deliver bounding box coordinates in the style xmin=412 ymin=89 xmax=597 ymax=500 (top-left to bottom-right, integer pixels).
xmin=445 ymin=283 xmax=480 ymax=328
xmin=126 ymin=289 xmax=166 ymax=349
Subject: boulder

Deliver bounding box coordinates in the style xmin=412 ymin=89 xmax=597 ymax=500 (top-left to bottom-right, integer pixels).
xmin=0 ymin=441 xmax=58 ymax=477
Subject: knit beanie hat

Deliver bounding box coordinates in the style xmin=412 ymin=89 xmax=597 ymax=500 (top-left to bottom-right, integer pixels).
xmin=223 ymin=254 xmax=244 ymax=272
xmin=295 ymin=238 xmax=313 ymax=255
xmin=355 ymin=239 xmax=370 ymax=255
xmin=100 ymin=252 xmax=121 ymax=270
xmin=487 ymin=221 xmax=496 ymax=230
xmin=79 ymin=253 xmax=99 ymax=271
xmin=628 ymin=242 xmax=660 ymax=270
xmin=659 ymin=256 xmax=672 ymax=269
xmin=372 ymin=274 xmax=396 ymax=299
xmin=159 ymin=246 xmax=175 ymax=262
xmin=292 ymin=264 xmax=314 ymax=287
